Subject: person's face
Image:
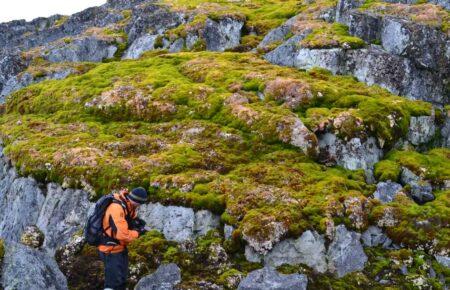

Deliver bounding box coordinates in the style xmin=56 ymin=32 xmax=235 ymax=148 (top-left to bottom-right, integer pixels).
xmin=129 ymin=199 xmax=141 ymax=209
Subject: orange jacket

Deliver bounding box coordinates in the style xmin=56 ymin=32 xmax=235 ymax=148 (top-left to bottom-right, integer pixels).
xmin=98 ymin=191 xmax=139 ymax=254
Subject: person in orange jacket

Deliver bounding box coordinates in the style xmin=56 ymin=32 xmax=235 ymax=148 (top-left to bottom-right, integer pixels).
xmin=98 ymin=187 xmax=148 ymax=290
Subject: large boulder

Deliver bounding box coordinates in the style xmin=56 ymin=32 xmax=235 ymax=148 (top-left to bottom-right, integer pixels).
xmin=203 ymin=17 xmax=244 ymax=52
xmin=373 ymin=181 xmax=403 ymax=204
xmin=138 ymin=202 xmax=220 ymax=242
xmin=318 ymin=133 xmax=382 ymax=180
xmin=36 ymin=183 xmax=93 ymax=253
xmin=264 ymin=230 xmax=327 ymax=273
xmin=407 ymin=115 xmax=436 ymax=146
xmin=238 ymin=266 xmax=308 ymax=290
xmin=134 ymin=263 xmax=181 ymax=290
xmin=1 ymin=242 xmax=68 ymax=290
xmin=20 ymin=225 xmax=45 ymax=249
xmin=327 ymin=225 xmax=368 ymax=278
xmin=42 ymin=37 xmax=118 ymax=63
xmin=400 ymin=167 xmax=435 ymax=204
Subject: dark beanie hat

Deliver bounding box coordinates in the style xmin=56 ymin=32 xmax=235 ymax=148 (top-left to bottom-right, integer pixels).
xmin=128 ymin=187 xmax=148 ymax=204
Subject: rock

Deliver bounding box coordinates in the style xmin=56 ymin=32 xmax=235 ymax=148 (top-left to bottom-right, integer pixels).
xmin=399 ymin=167 xmax=435 ymax=204
xmin=1 ymin=69 xmax=73 ymax=100
xmin=258 ymin=15 xmax=299 ymax=48
xmin=407 ymin=115 xmax=436 ymax=146
xmin=36 ymin=183 xmax=93 ymax=253
xmin=194 ymin=210 xmax=221 ymax=237
xmin=0 ymin=151 xmax=45 ymax=242
xmin=1 ymin=242 xmax=68 ymax=290
xmin=106 ymin=0 xmax=149 ymax=9
xmin=42 ymin=37 xmax=118 ymax=63
xmin=203 ymin=17 xmax=243 ymax=51
xmin=243 ymin=221 xmax=287 ymax=255
xmin=20 ymin=225 xmax=44 ymax=248
xmin=138 ymin=202 xmax=220 ymax=242
xmin=169 ymin=38 xmax=185 ymax=53
xmin=441 ymin=115 xmax=450 ymax=148
xmin=238 ymin=266 xmax=308 ymax=290
xmin=125 ymin=4 xmax=185 ymax=43
xmin=264 ymin=230 xmax=327 ymax=273
xmin=264 ymin=34 xmax=311 ymax=67
xmin=335 ymin=0 xmax=365 ymax=23
xmin=134 ymin=263 xmax=181 ymax=290
xmin=318 ymin=133 xmax=382 ymax=177
xmin=208 ymin=243 xmax=229 ymax=268
xmin=373 ymin=181 xmax=403 ymax=203
xmin=0 ymin=51 xmax=26 ymax=103
xmin=123 ymin=34 xmax=158 ymax=59
xmin=409 ymin=181 xmax=435 ymax=205
xmin=361 ymin=226 xmax=393 ymax=248
xmin=327 ymin=225 xmax=367 ymax=278
xmin=224 ymin=224 xmax=234 ymax=240
xmin=245 ymin=245 xmax=263 ymax=263
xmin=434 ymin=255 xmax=450 ymax=268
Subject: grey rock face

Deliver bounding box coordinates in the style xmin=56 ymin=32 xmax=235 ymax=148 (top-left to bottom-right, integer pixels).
xmin=441 ymin=115 xmax=450 ymax=148
xmin=36 ymin=183 xmax=92 ymax=253
xmin=400 ymin=166 xmax=420 ymax=185
xmin=0 ymin=153 xmax=45 ymax=242
xmin=138 ymin=202 xmax=220 ymax=242
xmin=264 ymin=230 xmax=327 ymax=273
xmin=266 ymin=42 xmax=446 ymax=104
xmin=1 ymin=242 xmax=68 ymax=290
xmin=335 ymin=0 xmax=365 ymax=23
xmin=43 ymin=37 xmax=118 ymax=63
xmin=327 ymin=225 xmax=367 ymax=278
xmin=0 ymin=51 xmax=26 ymax=102
xmin=106 ymin=0 xmax=150 ymax=9
xmin=169 ymin=38 xmax=185 ymax=53
xmin=134 ymin=263 xmax=181 ymax=290
xmin=125 ymin=4 xmax=185 ymax=43
xmin=361 ymin=226 xmax=393 ymax=248
xmin=224 ymin=224 xmax=234 ymax=240
xmin=203 ymin=17 xmax=243 ymax=51
xmin=1 ymin=69 xmax=73 ymax=101
xmin=318 ymin=133 xmax=382 ymax=176
xmin=123 ymin=34 xmax=158 ymax=59
xmin=245 ymin=245 xmax=263 ymax=263
xmin=194 ymin=210 xmax=221 ymax=237
xmin=373 ymin=181 xmax=403 ymax=203
xmin=407 ymin=115 xmax=436 ymax=146
xmin=238 ymin=266 xmax=308 ymax=290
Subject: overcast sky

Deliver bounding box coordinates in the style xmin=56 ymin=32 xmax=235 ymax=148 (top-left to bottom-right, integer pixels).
xmin=0 ymin=0 xmax=107 ymax=23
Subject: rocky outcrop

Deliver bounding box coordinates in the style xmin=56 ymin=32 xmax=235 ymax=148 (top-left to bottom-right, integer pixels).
xmin=123 ymin=34 xmax=159 ymax=59
xmin=373 ymin=181 xmax=403 ymax=203
xmin=264 ymin=230 xmax=327 ymax=273
xmin=0 ymin=51 xmax=26 ymax=102
xmin=41 ymin=37 xmax=118 ymax=63
xmin=203 ymin=17 xmax=243 ymax=51
xmin=0 ymin=152 xmax=45 ymax=242
xmin=134 ymin=263 xmax=181 ymax=290
xmin=36 ymin=183 xmax=93 ymax=253
xmin=0 ymin=69 xmax=73 ymax=103
xmin=327 ymin=225 xmax=367 ymax=278
xmin=1 ymin=242 xmax=68 ymax=290
xmin=238 ymin=266 xmax=308 ymax=290
xmin=20 ymin=225 xmax=45 ymax=249
xmin=318 ymin=133 xmax=382 ymax=180
xmin=138 ymin=202 xmax=220 ymax=242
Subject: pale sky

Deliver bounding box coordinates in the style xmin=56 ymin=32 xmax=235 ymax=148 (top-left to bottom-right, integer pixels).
xmin=0 ymin=0 xmax=107 ymax=23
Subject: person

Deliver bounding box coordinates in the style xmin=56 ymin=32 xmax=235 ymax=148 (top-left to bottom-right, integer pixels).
xmin=98 ymin=187 xmax=148 ymax=290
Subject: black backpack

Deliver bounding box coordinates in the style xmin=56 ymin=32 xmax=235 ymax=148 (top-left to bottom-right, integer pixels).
xmin=84 ymin=193 xmax=129 ymax=246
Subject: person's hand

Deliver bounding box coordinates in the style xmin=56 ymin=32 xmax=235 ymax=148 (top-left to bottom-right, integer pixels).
xmin=137 ymin=227 xmax=148 ymax=236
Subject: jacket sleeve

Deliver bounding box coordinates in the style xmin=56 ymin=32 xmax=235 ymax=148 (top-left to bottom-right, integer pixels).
xmin=108 ymin=203 xmax=139 ymax=244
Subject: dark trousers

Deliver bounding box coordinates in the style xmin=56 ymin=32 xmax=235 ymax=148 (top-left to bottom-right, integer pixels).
xmin=99 ymin=248 xmax=129 ymax=290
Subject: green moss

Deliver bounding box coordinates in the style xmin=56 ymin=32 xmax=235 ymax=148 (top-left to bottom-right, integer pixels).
xmin=300 ymin=23 xmax=366 ymax=49
xmin=0 ymin=239 xmax=4 ymax=261
xmin=374 ymin=160 xmax=401 ymax=182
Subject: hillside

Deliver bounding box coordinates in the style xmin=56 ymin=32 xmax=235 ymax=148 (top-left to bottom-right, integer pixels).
xmin=0 ymin=0 xmax=449 ymax=289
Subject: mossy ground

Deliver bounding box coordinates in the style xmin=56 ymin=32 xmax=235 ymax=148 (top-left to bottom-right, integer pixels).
xmin=0 ymin=51 xmax=445 ymax=252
